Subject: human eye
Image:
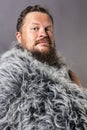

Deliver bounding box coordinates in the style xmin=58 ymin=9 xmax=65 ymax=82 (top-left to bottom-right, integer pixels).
xmin=45 ymin=26 xmax=53 ymax=32
xmin=31 ymin=26 xmax=39 ymax=31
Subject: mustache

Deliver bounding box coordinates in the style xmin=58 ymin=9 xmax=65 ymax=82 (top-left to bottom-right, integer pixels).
xmin=35 ymin=37 xmax=51 ymax=45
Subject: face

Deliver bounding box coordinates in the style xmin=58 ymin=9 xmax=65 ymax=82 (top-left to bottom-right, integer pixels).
xmin=16 ymin=12 xmax=55 ymax=54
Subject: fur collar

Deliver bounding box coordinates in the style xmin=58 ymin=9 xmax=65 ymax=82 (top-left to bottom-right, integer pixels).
xmin=0 ymin=42 xmax=87 ymax=130
xmin=1 ymin=43 xmax=69 ymax=83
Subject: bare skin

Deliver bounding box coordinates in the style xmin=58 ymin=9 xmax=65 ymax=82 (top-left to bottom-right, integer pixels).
xmin=68 ymin=70 xmax=82 ymax=88
xmin=16 ymin=12 xmax=55 ymax=54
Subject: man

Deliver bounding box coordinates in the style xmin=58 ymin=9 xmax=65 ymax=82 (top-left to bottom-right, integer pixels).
xmin=0 ymin=5 xmax=87 ymax=130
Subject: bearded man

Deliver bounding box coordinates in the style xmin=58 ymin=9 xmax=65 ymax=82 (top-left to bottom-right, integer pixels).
xmin=0 ymin=5 xmax=87 ymax=130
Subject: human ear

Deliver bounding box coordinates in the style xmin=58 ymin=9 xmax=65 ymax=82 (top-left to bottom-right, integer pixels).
xmin=16 ymin=32 xmax=22 ymax=45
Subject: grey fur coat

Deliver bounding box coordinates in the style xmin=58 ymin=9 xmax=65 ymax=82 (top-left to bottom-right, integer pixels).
xmin=0 ymin=44 xmax=87 ymax=130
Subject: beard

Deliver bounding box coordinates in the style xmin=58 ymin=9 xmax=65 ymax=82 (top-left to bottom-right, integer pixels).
xmin=31 ymin=45 xmax=65 ymax=68
xmin=17 ymin=37 xmax=66 ymax=68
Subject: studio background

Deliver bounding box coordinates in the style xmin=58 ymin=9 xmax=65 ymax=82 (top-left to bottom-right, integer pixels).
xmin=0 ymin=0 xmax=87 ymax=87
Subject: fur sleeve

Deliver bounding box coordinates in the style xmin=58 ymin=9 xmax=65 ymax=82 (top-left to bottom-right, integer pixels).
xmin=0 ymin=51 xmax=23 ymax=129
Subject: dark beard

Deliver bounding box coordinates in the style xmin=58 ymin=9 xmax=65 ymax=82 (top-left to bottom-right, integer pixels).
xmin=31 ymin=47 xmax=66 ymax=68
xmin=16 ymin=43 xmax=66 ymax=68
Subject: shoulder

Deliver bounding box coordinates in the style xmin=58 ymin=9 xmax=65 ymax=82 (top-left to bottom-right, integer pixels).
xmin=68 ymin=69 xmax=82 ymax=88
xmin=0 ymin=44 xmax=32 ymax=65
xmin=0 ymin=44 xmax=32 ymax=75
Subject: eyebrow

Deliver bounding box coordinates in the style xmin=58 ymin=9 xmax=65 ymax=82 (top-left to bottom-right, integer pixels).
xmin=31 ymin=23 xmax=53 ymax=27
xmin=31 ymin=23 xmax=40 ymax=25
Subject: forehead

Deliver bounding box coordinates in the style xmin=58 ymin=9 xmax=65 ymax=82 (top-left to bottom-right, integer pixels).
xmin=24 ymin=12 xmax=53 ymax=25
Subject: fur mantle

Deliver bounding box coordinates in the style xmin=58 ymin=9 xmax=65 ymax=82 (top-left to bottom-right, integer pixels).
xmin=0 ymin=43 xmax=87 ymax=130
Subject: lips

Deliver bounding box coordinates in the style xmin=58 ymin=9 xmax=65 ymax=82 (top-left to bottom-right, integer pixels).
xmin=39 ymin=40 xmax=49 ymax=45
xmin=35 ymin=38 xmax=51 ymax=46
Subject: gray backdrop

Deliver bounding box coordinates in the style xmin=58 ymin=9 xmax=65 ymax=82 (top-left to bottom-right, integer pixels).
xmin=0 ymin=0 xmax=87 ymax=87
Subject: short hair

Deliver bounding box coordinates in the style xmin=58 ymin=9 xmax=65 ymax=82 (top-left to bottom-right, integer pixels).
xmin=16 ymin=5 xmax=54 ymax=32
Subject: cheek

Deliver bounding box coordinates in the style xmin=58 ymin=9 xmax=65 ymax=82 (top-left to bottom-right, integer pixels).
xmin=28 ymin=32 xmax=37 ymax=42
xmin=48 ymin=32 xmax=54 ymax=39
xmin=50 ymin=34 xmax=55 ymax=43
xmin=26 ymin=34 xmax=37 ymax=49
xmin=50 ymin=35 xmax=55 ymax=47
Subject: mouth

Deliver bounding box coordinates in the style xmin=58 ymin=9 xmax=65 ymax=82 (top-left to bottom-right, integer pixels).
xmin=36 ymin=38 xmax=51 ymax=46
xmin=39 ymin=41 xmax=49 ymax=45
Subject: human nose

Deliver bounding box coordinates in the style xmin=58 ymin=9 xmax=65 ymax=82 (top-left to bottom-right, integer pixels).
xmin=39 ymin=28 xmax=47 ymax=38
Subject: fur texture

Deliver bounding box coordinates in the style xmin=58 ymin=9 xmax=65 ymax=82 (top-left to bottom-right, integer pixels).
xmin=0 ymin=43 xmax=87 ymax=130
